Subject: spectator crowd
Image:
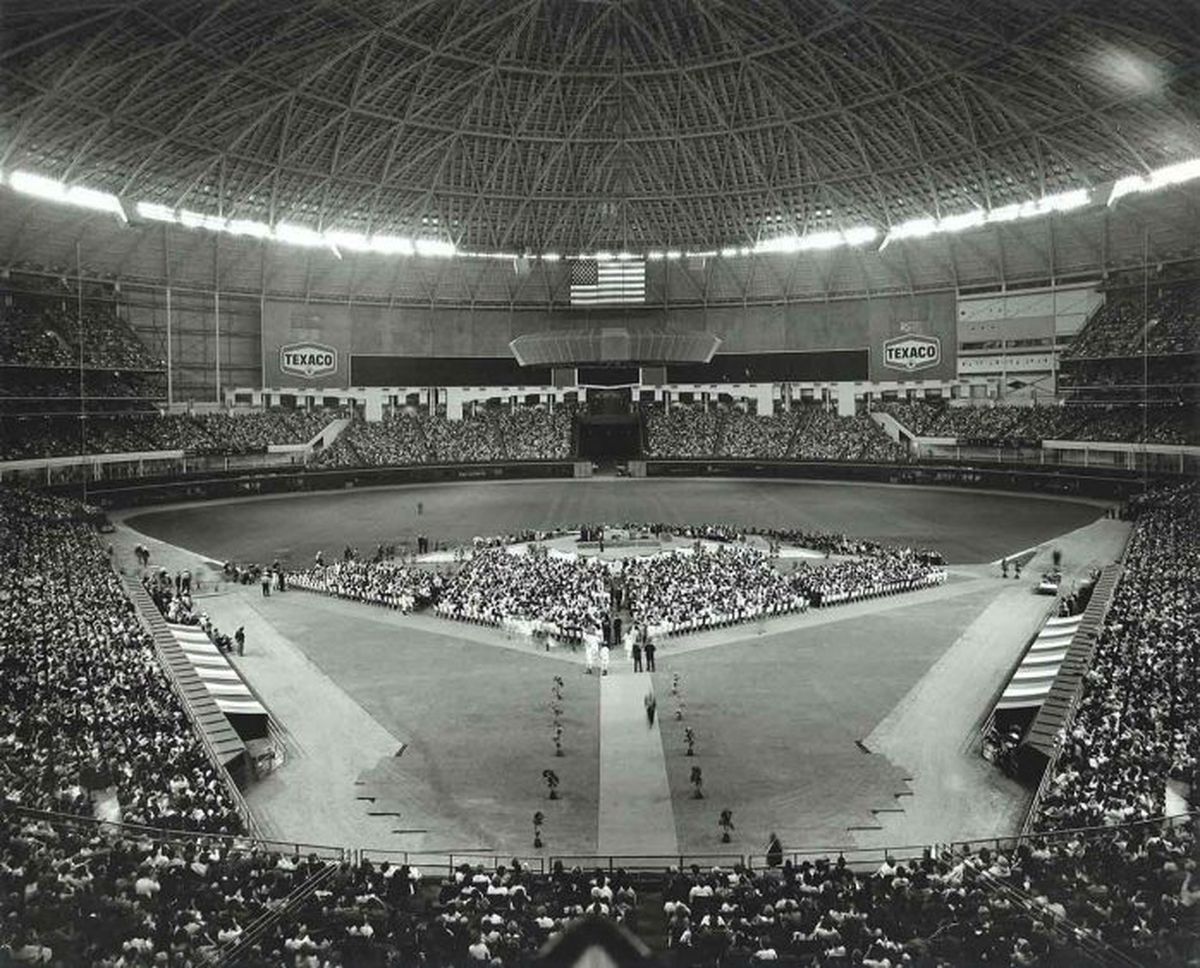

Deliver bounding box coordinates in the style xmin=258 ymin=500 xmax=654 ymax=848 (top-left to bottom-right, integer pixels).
xmin=0 ymin=481 xmax=1195 ymax=967
xmin=1034 ymin=482 xmax=1199 ymax=831
xmin=288 ymin=529 xmax=947 ymax=643
xmin=318 ymin=405 xmax=573 ymax=468
xmin=1 ymin=295 xmax=160 ymax=371
xmin=0 ymin=409 xmax=335 ymax=461
xmin=621 ymin=543 xmax=811 ymax=634
xmin=0 ymin=488 xmax=242 ymax=833
xmin=1063 ymin=274 xmax=1199 ymax=360
xmin=288 ymin=558 xmax=444 ymax=613
xmin=645 ymin=406 xmax=910 ymax=462
xmin=654 ymin=819 xmax=1195 ymax=967
xmin=433 ymin=546 xmax=610 ymax=641
xmin=881 ymin=401 xmax=1199 ymax=447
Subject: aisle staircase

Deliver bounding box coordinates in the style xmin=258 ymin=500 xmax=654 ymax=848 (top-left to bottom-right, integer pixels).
xmin=710 ymin=409 xmax=730 ymax=456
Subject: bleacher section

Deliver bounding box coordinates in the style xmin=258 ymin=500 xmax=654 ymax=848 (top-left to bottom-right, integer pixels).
xmin=1062 ymin=272 xmax=1200 ymax=359
xmin=1 ymin=482 xmax=1196 ymax=966
xmin=0 ymin=409 xmax=337 ymax=461
xmin=317 ymin=407 xmax=573 ymax=467
xmin=880 ymin=400 xmax=1199 ymax=446
xmin=645 ymin=406 xmax=908 ymax=461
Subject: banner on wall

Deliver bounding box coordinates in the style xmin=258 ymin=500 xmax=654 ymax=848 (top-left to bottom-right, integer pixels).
xmin=261 ymin=303 xmax=352 ymax=389
xmin=259 ymin=293 xmax=956 ymax=390
xmin=881 ymin=332 xmax=942 ymax=373
xmin=866 ymin=299 xmax=956 ymax=382
xmin=279 ymin=342 xmax=338 ymax=379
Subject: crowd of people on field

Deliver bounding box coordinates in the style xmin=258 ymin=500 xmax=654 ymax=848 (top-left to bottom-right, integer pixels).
xmin=285 ymin=526 xmax=947 ymax=640
xmin=1034 ymin=482 xmax=1199 ymax=832
xmin=433 ymin=546 xmax=611 ymax=640
xmin=288 ymin=557 xmax=445 ymax=613
xmin=1 ymin=478 xmax=1197 ymax=967
xmin=621 ymin=543 xmax=811 ymax=634
xmin=0 ymin=488 xmax=242 ymax=833
xmin=787 ymin=549 xmax=947 ymax=607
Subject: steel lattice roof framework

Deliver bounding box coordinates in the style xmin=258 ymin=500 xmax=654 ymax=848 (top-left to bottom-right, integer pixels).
xmin=2 ymin=0 xmax=1199 ymax=255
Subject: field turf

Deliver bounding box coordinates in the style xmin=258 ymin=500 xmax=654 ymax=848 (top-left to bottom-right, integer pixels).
xmin=129 ymin=478 xmax=1102 ymax=565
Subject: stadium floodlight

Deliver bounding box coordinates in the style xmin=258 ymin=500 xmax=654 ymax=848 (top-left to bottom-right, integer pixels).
xmin=892 ymin=217 xmax=938 ymax=241
xmin=665 ymin=250 xmax=683 ymax=260
xmin=883 ymin=189 xmax=1092 ymax=249
xmin=463 ymin=250 xmax=515 ymax=260
xmin=985 ymin=202 xmax=1022 ymax=224
xmin=615 ymin=251 xmax=638 ymax=261
xmin=719 ymin=246 xmax=739 ymax=257
xmin=541 ymin=253 xmax=561 ymax=262
xmin=1109 ymin=157 xmax=1200 ymax=206
xmin=414 ymin=238 xmax=456 ymax=257
xmin=1020 ymin=188 xmax=1089 ymax=217
xmin=753 ymin=235 xmax=797 ymax=253
xmin=369 ymin=235 xmax=414 ymax=256
xmin=136 ymin=201 xmax=178 ymax=223
xmin=593 ymin=251 xmax=614 ymax=261
xmin=646 ymin=251 xmax=664 ymax=261
xmin=9 ymin=170 xmax=67 ymax=203
xmin=70 ymin=186 xmax=127 ymax=221
xmin=179 ymin=209 xmax=227 ymax=232
xmin=799 ymin=231 xmax=842 ymax=251
xmin=939 ymin=209 xmax=986 ymax=233
xmin=842 ymin=226 xmax=879 ymax=246
xmin=10 ymin=170 xmax=125 ymax=220
xmin=274 ymin=221 xmax=325 ymax=247
xmin=755 ymin=227 xmax=875 ymax=253
xmin=324 ymin=229 xmax=372 ymax=253
xmin=226 ymin=218 xmax=271 ymax=239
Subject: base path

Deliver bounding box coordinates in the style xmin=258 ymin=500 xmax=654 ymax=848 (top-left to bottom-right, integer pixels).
xmin=855 ymin=517 xmax=1131 ymax=847
xmin=597 ymin=672 xmax=679 ymax=857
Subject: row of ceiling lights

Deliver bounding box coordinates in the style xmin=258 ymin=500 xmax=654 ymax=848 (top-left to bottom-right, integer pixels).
xmin=3 ymin=157 xmax=1198 ymax=264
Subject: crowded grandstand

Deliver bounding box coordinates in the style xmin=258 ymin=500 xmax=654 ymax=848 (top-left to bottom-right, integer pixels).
xmin=1 ymin=0 xmax=1198 ymax=966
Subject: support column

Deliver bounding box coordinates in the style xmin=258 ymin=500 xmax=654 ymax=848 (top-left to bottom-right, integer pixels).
xmin=165 ymin=285 xmax=174 ymax=406
xmin=214 ymin=239 xmax=221 ymax=404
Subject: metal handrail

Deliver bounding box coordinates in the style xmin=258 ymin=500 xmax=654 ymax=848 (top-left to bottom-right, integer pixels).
xmin=120 ymin=569 xmax=261 ymax=838
xmin=1019 ymin=557 xmax=1128 ymax=837
xmin=210 ymin=860 xmax=341 ymax=967
xmin=969 ymin=860 xmax=1144 ymax=968
xmin=2 ymin=803 xmax=348 ymax=861
xmin=953 ymin=811 xmax=1195 ymax=855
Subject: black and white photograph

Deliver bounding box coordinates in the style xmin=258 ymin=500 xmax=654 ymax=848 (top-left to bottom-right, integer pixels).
xmin=0 ymin=1 xmax=1197 ymax=965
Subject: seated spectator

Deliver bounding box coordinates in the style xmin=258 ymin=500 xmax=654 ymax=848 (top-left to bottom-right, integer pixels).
xmin=1034 ymin=482 xmax=1198 ymax=832
xmin=289 ymin=558 xmax=443 ymax=613
xmin=0 ymin=488 xmax=241 ymax=832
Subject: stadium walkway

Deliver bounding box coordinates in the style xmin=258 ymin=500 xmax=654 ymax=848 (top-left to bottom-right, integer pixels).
xmin=109 ymin=522 xmax=409 ymax=850
xmin=854 ymin=516 xmax=1132 ymax=848
xmin=598 ymin=672 xmax=679 ymax=858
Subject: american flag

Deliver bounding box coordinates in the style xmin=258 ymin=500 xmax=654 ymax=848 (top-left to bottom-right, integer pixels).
xmin=569 ymin=257 xmax=645 ymax=306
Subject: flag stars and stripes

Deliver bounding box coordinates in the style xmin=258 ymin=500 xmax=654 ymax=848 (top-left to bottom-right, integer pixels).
xmin=569 ymin=258 xmax=646 ymax=306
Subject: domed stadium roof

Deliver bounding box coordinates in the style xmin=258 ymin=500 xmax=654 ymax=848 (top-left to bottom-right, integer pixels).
xmin=2 ymin=0 xmax=1198 ymax=254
